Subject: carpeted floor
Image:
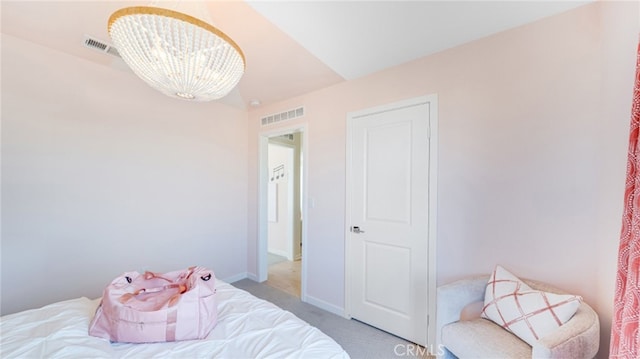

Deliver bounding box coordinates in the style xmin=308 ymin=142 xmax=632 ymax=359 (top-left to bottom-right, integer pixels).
xmin=232 ymin=278 xmax=432 ymax=358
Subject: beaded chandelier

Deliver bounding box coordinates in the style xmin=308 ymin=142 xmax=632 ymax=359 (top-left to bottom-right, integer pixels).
xmin=108 ymin=6 xmax=245 ymax=101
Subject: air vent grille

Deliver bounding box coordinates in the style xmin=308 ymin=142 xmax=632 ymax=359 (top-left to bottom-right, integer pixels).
xmin=261 ymin=106 xmax=305 ymax=126
xmin=83 ymin=35 xmax=120 ymax=58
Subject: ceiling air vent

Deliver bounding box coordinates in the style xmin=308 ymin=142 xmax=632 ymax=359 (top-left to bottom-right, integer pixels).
xmin=261 ymin=106 xmax=305 ymax=126
xmin=83 ymin=35 xmax=120 ymax=58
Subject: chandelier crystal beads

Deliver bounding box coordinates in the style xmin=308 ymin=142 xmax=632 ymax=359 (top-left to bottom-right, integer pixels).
xmin=108 ymin=7 xmax=245 ymax=101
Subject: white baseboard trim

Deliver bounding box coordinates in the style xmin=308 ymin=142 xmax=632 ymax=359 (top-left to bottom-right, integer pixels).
xmin=268 ymin=249 xmax=289 ymax=259
xmin=304 ymin=294 xmax=345 ymax=317
xmin=246 ymin=272 xmax=260 ymax=282
xmin=222 ymin=272 xmax=248 ymax=283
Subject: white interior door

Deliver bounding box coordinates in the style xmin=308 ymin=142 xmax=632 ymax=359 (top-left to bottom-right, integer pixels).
xmin=346 ymin=98 xmax=433 ymax=346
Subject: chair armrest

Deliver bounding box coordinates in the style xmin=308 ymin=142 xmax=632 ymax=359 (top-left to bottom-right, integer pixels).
xmin=436 ymin=276 xmax=489 ymax=352
xmin=532 ymin=303 xmax=600 ymax=359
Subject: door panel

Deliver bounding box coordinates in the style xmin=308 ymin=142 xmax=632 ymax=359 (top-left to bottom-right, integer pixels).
xmin=364 ymin=242 xmax=412 ymax=315
xmin=348 ymin=101 xmax=429 ymax=345
xmin=365 ymin=121 xmax=412 ymax=223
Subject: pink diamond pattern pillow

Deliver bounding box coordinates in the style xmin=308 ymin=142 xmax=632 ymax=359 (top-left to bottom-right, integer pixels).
xmin=480 ymin=265 xmax=582 ymax=346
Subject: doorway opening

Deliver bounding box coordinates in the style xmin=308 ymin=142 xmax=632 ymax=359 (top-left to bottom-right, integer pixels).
xmin=258 ymin=127 xmax=306 ymax=300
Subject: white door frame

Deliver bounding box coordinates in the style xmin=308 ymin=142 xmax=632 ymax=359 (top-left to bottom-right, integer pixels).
xmin=258 ymin=124 xmax=308 ymax=301
xmin=345 ymin=94 xmax=438 ymax=346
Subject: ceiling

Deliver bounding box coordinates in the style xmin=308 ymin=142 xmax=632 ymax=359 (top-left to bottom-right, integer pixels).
xmin=1 ymin=0 xmax=592 ymax=109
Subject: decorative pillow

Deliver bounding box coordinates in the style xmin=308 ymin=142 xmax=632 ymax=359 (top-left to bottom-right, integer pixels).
xmin=480 ymin=265 xmax=582 ymax=346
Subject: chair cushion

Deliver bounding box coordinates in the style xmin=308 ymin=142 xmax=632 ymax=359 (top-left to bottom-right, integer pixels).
xmin=481 ymin=265 xmax=582 ymax=346
xmin=442 ymin=318 xmax=532 ymax=358
xmin=460 ymin=301 xmax=484 ymax=321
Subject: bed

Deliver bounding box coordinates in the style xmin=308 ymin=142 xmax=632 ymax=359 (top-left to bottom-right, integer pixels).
xmin=0 ymin=280 xmax=350 ymax=358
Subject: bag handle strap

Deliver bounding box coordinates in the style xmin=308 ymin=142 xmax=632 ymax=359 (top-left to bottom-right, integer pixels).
xmin=119 ymin=267 xmax=212 ymax=304
xmin=143 ymin=271 xmax=173 ymax=283
xmin=119 ymin=283 xmax=188 ymax=304
xmin=136 ymin=283 xmax=188 ymax=295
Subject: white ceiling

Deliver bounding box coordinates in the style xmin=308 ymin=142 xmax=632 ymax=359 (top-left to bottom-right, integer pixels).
xmin=248 ymin=1 xmax=592 ymax=80
xmin=1 ymin=0 xmax=593 ymax=109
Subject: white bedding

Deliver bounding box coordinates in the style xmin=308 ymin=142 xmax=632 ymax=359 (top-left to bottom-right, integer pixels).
xmin=0 ymin=281 xmax=349 ymax=358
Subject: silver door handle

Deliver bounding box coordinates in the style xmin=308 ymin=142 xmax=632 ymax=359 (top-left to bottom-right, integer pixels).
xmin=350 ymin=226 xmax=365 ymax=234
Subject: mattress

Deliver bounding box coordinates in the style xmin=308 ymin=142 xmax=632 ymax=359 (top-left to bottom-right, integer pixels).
xmin=0 ymin=280 xmax=349 ymax=358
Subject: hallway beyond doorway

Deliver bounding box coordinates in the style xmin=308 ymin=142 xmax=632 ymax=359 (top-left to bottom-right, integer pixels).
xmin=267 ymin=253 xmax=301 ymax=298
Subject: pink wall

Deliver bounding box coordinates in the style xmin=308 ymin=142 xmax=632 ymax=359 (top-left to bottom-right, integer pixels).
xmin=247 ymin=2 xmax=638 ymax=355
xmin=2 ymin=1 xmax=637 ymax=355
xmin=1 ymin=34 xmax=250 ymax=315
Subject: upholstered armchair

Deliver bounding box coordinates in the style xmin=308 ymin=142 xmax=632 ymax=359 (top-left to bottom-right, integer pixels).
xmin=436 ymin=275 xmax=600 ymax=358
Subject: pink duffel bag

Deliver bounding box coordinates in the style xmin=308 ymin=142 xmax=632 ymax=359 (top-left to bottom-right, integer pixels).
xmin=89 ymin=266 xmax=217 ymax=343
